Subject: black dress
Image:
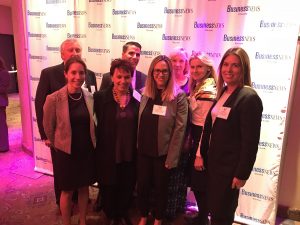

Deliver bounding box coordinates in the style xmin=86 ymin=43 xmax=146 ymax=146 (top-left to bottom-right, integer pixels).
xmin=55 ymin=93 xmax=95 ymax=191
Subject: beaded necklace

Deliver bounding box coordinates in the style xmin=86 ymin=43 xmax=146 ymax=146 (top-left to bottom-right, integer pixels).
xmin=112 ymin=88 xmax=130 ymax=109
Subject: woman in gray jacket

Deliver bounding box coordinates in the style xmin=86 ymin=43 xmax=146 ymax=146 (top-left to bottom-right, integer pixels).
xmin=43 ymin=56 xmax=96 ymax=225
xmin=137 ymin=55 xmax=188 ymax=225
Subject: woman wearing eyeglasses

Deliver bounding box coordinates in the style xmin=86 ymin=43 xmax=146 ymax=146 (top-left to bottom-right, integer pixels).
xmin=188 ymin=52 xmax=217 ymax=225
xmin=137 ymin=55 xmax=188 ymax=225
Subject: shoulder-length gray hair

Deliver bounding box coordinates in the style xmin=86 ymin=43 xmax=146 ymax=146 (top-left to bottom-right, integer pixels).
xmin=143 ymin=55 xmax=178 ymax=101
xmin=169 ymin=47 xmax=189 ymax=75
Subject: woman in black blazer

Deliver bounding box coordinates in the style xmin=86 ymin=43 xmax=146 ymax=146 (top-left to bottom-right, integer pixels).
xmin=201 ymin=47 xmax=263 ymax=225
xmin=94 ymin=59 xmax=139 ymax=225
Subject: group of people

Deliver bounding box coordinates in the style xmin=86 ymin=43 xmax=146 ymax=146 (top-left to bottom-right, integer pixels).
xmin=35 ymin=38 xmax=263 ymax=225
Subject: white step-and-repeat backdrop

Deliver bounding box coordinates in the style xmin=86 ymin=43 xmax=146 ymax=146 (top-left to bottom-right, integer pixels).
xmin=26 ymin=0 xmax=299 ymax=224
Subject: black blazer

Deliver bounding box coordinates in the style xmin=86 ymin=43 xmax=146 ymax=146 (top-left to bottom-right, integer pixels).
xmin=94 ymin=86 xmax=139 ymax=185
xmin=201 ymin=86 xmax=263 ymax=180
xmin=99 ymin=70 xmax=147 ymax=94
xmin=35 ymin=62 xmax=97 ymax=140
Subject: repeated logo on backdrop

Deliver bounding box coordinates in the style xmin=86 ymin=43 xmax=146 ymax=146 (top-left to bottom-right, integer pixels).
xmin=194 ymin=22 xmax=225 ymax=30
xmin=88 ymin=22 xmax=111 ymax=30
xmin=28 ymin=32 xmax=47 ymax=39
xmin=67 ymin=10 xmax=87 ymax=16
xmin=164 ymin=7 xmax=193 ymax=14
xmin=226 ymin=4 xmax=261 ymax=13
xmin=112 ymin=9 xmax=137 ymax=16
xmin=46 ymin=45 xmax=60 ymax=52
xmin=252 ymin=82 xmax=287 ymax=92
xmin=46 ymin=22 xmax=67 ymax=29
xmin=141 ymin=50 xmax=161 ymax=58
xmin=88 ymin=46 xmax=111 ymax=55
xmin=29 ymin=54 xmax=47 ymax=61
xmin=137 ymin=22 xmax=163 ymax=30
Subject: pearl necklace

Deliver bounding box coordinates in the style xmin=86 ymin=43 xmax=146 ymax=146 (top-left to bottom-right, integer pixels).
xmin=112 ymin=88 xmax=130 ymax=109
xmin=68 ymin=91 xmax=83 ymax=101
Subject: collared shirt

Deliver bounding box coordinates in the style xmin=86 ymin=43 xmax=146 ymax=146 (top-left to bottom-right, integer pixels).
xmin=131 ymin=70 xmax=136 ymax=89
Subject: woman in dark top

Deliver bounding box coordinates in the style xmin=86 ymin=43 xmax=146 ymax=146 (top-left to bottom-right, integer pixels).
xmin=43 ymin=56 xmax=96 ymax=225
xmin=94 ymin=59 xmax=139 ymax=225
xmin=202 ymin=47 xmax=263 ymax=225
xmin=137 ymin=55 xmax=188 ymax=225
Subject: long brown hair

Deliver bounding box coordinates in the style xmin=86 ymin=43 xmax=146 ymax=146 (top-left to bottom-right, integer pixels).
xmin=143 ymin=55 xmax=177 ymax=101
xmin=217 ymin=47 xmax=251 ymax=99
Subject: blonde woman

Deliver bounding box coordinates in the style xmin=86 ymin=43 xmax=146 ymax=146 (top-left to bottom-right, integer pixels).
xmin=188 ymin=51 xmax=217 ymax=225
xmin=137 ymin=55 xmax=188 ymax=225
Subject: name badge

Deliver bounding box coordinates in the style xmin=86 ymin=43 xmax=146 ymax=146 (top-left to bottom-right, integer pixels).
xmin=81 ymin=81 xmax=88 ymax=91
xmin=217 ymin=106 xmax=231 ymax=120
xmin=152 ymin=105 xmax=167 ymax=116
xmin=90 ymin=85 xmax=96 ymax=94
xmin=133 ymin=90 xmax=141 ymax=102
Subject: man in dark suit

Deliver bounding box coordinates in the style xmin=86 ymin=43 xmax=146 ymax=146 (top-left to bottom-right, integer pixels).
xmin=99 ymin=41 xmax=146 ymax=93
xmin=35 ymin=38 xmax=97 ymax=206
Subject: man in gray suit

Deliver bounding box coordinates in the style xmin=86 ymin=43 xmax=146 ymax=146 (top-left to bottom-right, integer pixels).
xmin=100 ymin=41 xmax=146 ymax=93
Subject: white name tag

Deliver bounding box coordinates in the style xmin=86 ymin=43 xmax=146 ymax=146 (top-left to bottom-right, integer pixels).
xmin=90 ymin=85 xmax=96 ymax=94
xmin=152 ymin=105 xmax=167 ymax=116
xmin=133 ymin=89 xmax=141 ymax=102
xmin=81 ymin=81 xmax=88 ymax=91
xmin=217 ymin=106 xmax=231 ymax=119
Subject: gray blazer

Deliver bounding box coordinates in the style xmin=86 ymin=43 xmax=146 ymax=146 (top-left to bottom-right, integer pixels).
xmin=43 ymin=85 xmax=96 ymax=154
xmin=138 ymin=91 xmax=188 ymax=168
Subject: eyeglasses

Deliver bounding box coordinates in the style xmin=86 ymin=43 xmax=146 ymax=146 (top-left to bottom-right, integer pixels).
xmin=154 ymin=69 xmax=169 ymax=75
